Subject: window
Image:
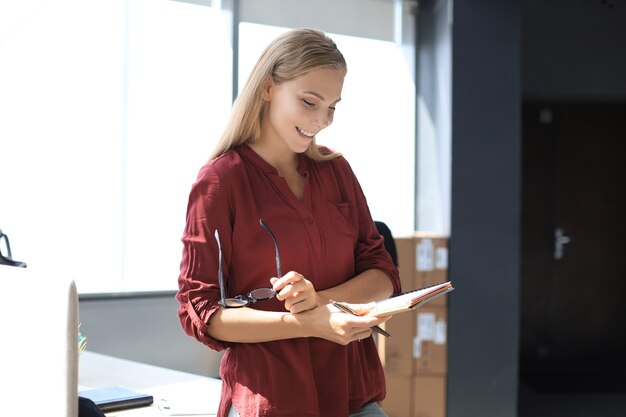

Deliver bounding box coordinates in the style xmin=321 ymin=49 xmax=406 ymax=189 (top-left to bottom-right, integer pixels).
xmin=0 ymin=0 xmax=232 ymax=292
xmin=1 ymin=0 xmax=416 ymax=293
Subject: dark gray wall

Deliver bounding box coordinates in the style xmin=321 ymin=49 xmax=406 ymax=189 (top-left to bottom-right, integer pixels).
xmin=522 ymin=0 xmax=626 ymax=101
xmin=447 ymin=1 xmax=521 ymax=417
xmin=444 ymin=0 xmax=625 ymax=416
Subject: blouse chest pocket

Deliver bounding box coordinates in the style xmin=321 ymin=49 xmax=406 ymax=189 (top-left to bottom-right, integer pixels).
xmin=326 ymin=199 xmax=357 ymax=237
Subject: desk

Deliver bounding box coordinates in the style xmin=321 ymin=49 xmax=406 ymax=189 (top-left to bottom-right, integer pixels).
xmin=79 ymin=351 xmax=222 ymax=416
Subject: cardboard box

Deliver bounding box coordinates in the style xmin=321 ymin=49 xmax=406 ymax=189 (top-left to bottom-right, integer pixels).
xmin=414 ymin=305 xmax=448 ymax=375
xmin=381 ymin=373 xmax=412 ymax=417
xmin=413 ymin=375 xmax=446 ymax=417
xmin=413 ymin=233 xmax=449 ymax=301
xmin=394 ymin=236 xmax=417 ymax=294
xmin=378 ymin=305 xmax=448 ymax=376
xmin=381 ymin=373 xmax=447 ymax=417
xmin=378 ymin=235 xmax=449 ymax=376
xmin=395 ymin=234 xmax=449 ymax=307
xmin=378 ymin=306 xmax=415 ymax=376
xmin=378 ymin=236 xmax=415 ymax=375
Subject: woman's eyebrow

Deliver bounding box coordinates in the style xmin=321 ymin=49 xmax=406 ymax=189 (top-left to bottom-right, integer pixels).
xmin=303 ymin=91 xmax=342 ymax=104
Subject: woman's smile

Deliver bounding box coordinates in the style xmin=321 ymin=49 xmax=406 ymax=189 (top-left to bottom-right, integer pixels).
xmin=296 ymin=126 xmax=316 ymax=139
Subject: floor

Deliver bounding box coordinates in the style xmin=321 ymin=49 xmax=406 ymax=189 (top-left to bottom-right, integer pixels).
xmin=518 ymin=378 xmax=626 ymax=417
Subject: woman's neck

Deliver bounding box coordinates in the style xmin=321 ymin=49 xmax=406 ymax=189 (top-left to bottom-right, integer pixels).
xmin=248 ymin=142 xmax=305 ymax=200
xmin=248 ymin=142 xmax=298 ymax=176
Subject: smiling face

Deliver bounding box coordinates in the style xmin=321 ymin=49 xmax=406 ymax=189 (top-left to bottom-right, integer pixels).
xmin=260 ymin=68 xmax=344 ymax=155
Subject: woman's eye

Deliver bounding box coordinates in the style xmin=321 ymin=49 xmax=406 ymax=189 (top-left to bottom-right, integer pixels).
xmin=303 ymin=99 xmax=315 ymax=107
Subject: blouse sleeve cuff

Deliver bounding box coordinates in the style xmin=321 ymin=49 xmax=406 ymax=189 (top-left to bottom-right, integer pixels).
xmin=181 ymin=295 xmax=233 ymax=352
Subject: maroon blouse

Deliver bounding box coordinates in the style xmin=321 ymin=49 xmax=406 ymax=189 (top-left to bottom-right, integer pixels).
xmin=176 ymin=145 xmax=401 ymax=417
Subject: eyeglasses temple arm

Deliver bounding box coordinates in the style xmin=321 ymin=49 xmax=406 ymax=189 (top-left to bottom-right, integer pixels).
xmin=214 ymin=229 xmax=227 ymax=307
xmin=259 ymin=219 xmax=282 ymax=278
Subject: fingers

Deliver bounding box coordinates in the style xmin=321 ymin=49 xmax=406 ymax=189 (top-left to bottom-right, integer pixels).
xmin=336 ymin=326 xmax=374 ymax=345
xmin=270 ymin=271 xmax=319 ymax=313
xmin=352 ymin=315 xmax=390 ymax=333
xmin=329 ymin=302 xmax=377 ymax=317
xmin=347 ymin=302 xmax=377 ymax=316
xmin=332 ymin=309 xmax=388 ymax=345
xmin=329 ymin=302 xmax=390 ymax=327
xmin=287 ymin=298 xmax=317 ymax=314
xmin=271 ymin=271 xmax=306 ymax=297
xmin=297 ymin=303 xmax=387 ymax=345
xmin=284 ymin=283 xmax=318 ymax=313
xmin=277 ymin=281 xmax=306 ymax=300
xmin=272 ymin=272 xmax=312 ymax=300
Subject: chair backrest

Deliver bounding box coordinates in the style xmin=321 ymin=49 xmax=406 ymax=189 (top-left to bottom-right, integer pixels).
xmin=375 ymin=221 xmax=398 ymax=266
xmin=0 ymin=266 xmax=79 ymax=417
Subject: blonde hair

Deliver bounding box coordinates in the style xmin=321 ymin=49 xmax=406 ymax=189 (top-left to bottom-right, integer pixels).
xmin=209 ymin=28 xmax=347 ymax=161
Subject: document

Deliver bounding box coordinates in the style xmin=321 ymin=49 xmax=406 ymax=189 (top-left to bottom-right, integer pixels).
xmin=366 ymin=281 xmax=454 ymax=317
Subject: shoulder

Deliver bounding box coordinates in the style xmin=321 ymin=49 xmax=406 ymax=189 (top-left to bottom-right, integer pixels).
xmin=192 ymin=149 xmax=248 ymax=195
xmin=197 ymin=148 xmax=247 ymax=181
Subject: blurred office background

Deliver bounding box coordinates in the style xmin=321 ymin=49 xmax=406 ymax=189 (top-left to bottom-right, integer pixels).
xmin=1 ymin=0 xmax=624 ymax=416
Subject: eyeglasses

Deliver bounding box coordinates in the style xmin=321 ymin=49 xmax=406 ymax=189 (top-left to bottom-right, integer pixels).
xmin=214 ymin=219 xmax=282 ymax=308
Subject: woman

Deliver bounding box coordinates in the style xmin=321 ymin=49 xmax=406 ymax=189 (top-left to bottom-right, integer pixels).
xmin=176 ymin=28 xmax=401 ymax=417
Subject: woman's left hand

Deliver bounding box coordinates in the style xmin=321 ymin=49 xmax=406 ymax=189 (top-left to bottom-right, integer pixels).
xmin=271 ymin=271 xmax=319 ymax=314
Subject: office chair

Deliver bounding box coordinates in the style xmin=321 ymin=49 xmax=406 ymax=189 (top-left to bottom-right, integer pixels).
xmin=374 ymin=221 xmax=398 ymax=266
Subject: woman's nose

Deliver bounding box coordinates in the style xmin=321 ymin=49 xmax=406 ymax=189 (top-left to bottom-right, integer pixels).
xmin=314 ymin=110 xmax=333 ymax=129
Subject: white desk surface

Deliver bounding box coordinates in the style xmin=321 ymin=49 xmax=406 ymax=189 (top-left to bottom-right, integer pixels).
xmin=79 ymin=351 xmax=222 ymax=416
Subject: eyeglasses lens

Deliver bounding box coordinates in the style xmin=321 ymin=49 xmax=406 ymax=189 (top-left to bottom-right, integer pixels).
xmin=249 ymin=287 xmax=277 ymax=301
xmin=223 ymin=298 xmax=248 ymax=308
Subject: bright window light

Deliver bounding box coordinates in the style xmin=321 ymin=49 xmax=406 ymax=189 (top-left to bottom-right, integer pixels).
xmin=0 ymin=0 xmax=232 ymax=293
xmin=0 ymin=8 xmax=415 ymax=293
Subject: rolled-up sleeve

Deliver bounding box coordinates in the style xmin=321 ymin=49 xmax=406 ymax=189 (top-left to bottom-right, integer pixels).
xmin=176 ymin=162 xmax=234 ymax=352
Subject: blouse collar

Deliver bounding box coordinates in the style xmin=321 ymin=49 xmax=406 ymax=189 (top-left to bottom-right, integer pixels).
xmin=239 ymin=144 xmax=309 ymax=176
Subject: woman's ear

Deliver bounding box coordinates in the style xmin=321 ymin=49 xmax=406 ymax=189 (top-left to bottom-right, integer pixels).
xmin=262 ymin=77 xmax=274 ymax=101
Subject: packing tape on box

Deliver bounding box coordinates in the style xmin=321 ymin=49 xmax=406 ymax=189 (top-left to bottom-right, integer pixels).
xmin=435 ymin=247 xmax=448 ymax=270
xmin=416 ymin=239 xmax=434 ymax=271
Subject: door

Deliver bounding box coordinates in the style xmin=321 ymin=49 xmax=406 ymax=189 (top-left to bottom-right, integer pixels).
xmin=520 ymin=102 xmax=626 ymax=390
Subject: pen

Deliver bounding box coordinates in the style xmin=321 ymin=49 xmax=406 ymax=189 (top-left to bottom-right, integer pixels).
xmin=330 ymin=300 xmax=392 ymax=338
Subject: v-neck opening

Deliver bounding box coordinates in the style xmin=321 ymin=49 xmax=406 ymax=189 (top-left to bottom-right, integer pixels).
xmin=239 ymin=145 xmax=310 ymax=205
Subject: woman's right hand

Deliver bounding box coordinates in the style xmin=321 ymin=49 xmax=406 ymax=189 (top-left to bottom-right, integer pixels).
xmin=295 ymin=302 xmax=390 ymax=345
xmin=271 ymin=271 xmax=319 ymax=314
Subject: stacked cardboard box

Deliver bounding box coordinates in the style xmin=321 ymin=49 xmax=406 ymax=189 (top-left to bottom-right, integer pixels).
xmin=379 ymin=233 xmax=449 ymax=417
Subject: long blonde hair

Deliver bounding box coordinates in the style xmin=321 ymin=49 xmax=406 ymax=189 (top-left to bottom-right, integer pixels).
xmin=209 ymin=28 xmax=347 ymax=161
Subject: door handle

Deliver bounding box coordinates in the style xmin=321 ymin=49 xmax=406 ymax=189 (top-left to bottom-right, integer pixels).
xmin=554 ymin=228 xmax=571 ymax=260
